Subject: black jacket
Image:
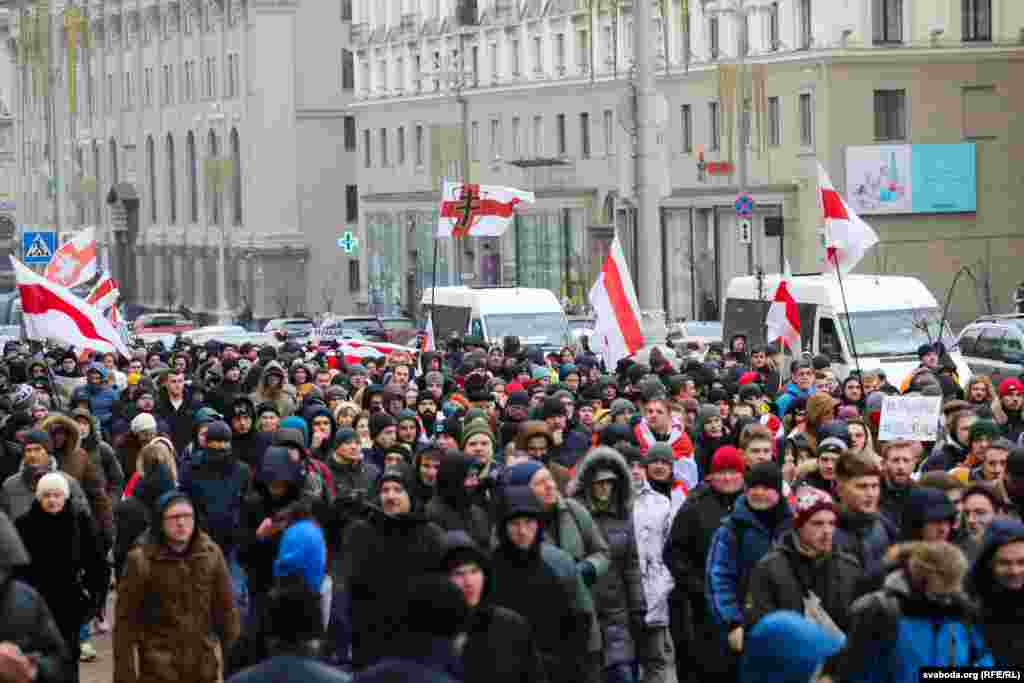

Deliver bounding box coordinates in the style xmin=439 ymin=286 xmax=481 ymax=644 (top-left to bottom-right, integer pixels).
xmin=425 ymin=454 xmax=492 ymax=550
xmin=880 ymin=479 xmax=914 ymax=533
xmin=833 ymin=508 xmax=900 ymax=582
xmin=967 ymin=518 xmax=1024 ymax=668
xmin=744 ymin=531 xmax=862 ymax=633
xmin=155 ymin=387 xmax=198 ymax=454
xmin=665 ymin=483 xmax=740 ymax=597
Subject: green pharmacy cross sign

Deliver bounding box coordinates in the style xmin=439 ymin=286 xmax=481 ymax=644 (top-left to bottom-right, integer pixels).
xmin=337 ymin=231 xmax=359 ymax=254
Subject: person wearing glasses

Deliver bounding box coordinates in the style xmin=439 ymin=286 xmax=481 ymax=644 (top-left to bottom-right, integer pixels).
xmin=114 ymin=491 xmax=240 ymax=683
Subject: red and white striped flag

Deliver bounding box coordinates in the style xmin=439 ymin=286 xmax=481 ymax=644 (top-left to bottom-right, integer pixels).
xmin=422 ymin=312 xmax=436 ymax=352
xmin=86 ymin=272 xmax=120 ymax=311
xmin=588 ymin=235 xmax=645 ymax=369
xmin=765 ymin=265 xmax=801 ymax=351
xmin=818 ymin=162 xmax=879 ymax=274
xmin=437 ymin=182 xmax=535 ymax=238
xmin=45 ymin=226 xmax=98 ymax=288
xmin=12 ymin=256 xmax=130 ymax=357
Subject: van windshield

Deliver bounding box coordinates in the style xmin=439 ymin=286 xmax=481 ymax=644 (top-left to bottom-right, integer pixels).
xmin=484 ymin=313 xmax=568 ymax=346
xmin=839 ymin=308 xmax=956 ymax=357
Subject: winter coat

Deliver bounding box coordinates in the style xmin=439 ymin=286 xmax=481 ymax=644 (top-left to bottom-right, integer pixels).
xmin=838 ymin=567 xmax=992 ymax=683
xmin=41 ymin=413 xmax=115 ymax=544
xmin=113 ymin=462 xmax=177 ymax=577
xmin=228 ymin=654 xmax=352 ymax=682
xmin=80 ymin=413 xmax=126 ymax=500
xmin=665 ymin=483 xmax=740 ymax=598
xmin=706 ymin=495 xmax=793 ymax=629
xmin=743 ymin=531 xmax=862 ymax=632
xmin=572 ymin=447 xmax=646 ymax=666
xmin=83 ymin=367 xmax=120 ymax=429
xmin=880 ymin=479 xmax=914 ymax=533
xmin=180 ymin=451 xmax=252 ymax=556
xmin=966 ymin=518 xmax=1024 ymax=668
xmin=921 ymin=437 xmax=968 ymax=473
xmin=632 ymin=478 xmax=675 ymax=626
xmin=0 ymin=457 xmax=89 ymax=522
xmin=341 ymin=508 xmax=446 ymax=670
xmin=425 ymin=453 xmax=492 ymax=550
xmin=833 ymin=508 xmax=899 ymax=580
xmin=776 ymin=382 xmax=811 ymax=418
xmin=440 ymin=531 xmax=548 ymax=683
xmin=249 ymin=362 xmax=297 ymax=418
xmin=0 ymin=575 xmax=71 ymax=683
xmin=155 ymin=387 xmax=198 ymax=455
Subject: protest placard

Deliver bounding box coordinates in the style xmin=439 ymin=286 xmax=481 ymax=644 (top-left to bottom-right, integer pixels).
xmin=878 ymin=395 xmax=942 ymax=442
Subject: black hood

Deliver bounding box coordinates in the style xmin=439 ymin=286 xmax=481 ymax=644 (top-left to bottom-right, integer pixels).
xmin=441 ymin=530 xmax=493 ymax=603
xmin=435 ymin=453 xmax=478 ymax=509
xmin=968 ymin=517 xmax=1024 ymax=603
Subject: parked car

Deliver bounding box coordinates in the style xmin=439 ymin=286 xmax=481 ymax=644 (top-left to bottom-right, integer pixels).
xmin=381 ymin=317 xmax=419 ymax=346
xmin=956 ymin=314 xmax=1024 ymax=385
xmin=133 ymin=313 xmax=195 ymax=335
xmin=323 ymin=316 xmax=388 ymax=341
xmin=667 ymin=320 xmax=723 ymax=359
xmin=264 ymin=317 xmax=316 ymax=340
xmin=567 ymin=316 xmax=595 ymax=341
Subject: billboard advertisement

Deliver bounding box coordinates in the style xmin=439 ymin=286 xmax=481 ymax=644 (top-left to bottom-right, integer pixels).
xmin=845 ymin=143 xmax=976 ymax=215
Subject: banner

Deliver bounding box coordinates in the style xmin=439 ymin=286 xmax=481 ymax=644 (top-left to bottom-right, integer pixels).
xmin=878 ymin=395 xmax=942 ymax=442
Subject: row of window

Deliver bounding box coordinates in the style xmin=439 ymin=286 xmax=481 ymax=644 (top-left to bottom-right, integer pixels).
xmin=85 ymin=55 xmax=241 ymax=114
xmin=86 ymin=0 xmax=244 ymax=52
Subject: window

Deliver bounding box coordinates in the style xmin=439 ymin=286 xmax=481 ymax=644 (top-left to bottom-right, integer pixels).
xmin=341 ymin=0 xmax=352 ymax=21
xmin=226 ymin=54 xmax=239 ymax=97
xmin=874 ymin=89 xmax=906 ymax=141
xmin=962 ymin=0 xmax=991 ymax=41
xmin=147 ymin=136 xmax=157 ymax=223
xmin=579 ymin=113 xmax=590 ymax=159
xmin=555 ymin=34 xmax=565 ymax=73
xmin=377 ymin=59 xmax=387 ymax=92
xmin=799 ymin=92 xmax=814 ymax=147
xmin=106 ymin=73 xmax=114 ymax=109
xmin=532 ymin=115 xmax=543 ymax=156
xmin=532 ymin=36 xmax=542 ymax=73
xmin=511 ymin=40 xmax=520 ymax=75
xmin=166 ymin=134 xmax=177 ymax=224
xmin=470 ymin=121 xmax=479 ymax=160
xmin=125 ymin=71 xmax=135 ymax=107
xmin=604 ymin=109 xmax=614 ymax=154
xmin=556 ymin=114 xmax=566 ymax=156
xmin=709 ymin=16 xmax=719 ymax=59
xmin=742 ymin=99 xmax=751 ymax=147
xmin=414 ymin=55 xmax=422 ymax=92
xmin=206 ymin=57 xmax=217 ymax=98
xmin=798 ymin=0 xmax=812 ymax=49
xmin=709 ymin=102 xmax=720 ymax=151
xmin=768 ymin=96 xmax=781 ymax=146
xmin=769 ymin=3 xmax=780 ymax=49
xmin=163 ymin=65 xmax=174 ymax=104
xmin=395 ymin=57 xmax=404 ymax=92
xmin=187 ymin=131 xmax=198 ymax=223
xmin=397 ymin=126 xmax=405 ymax=164
xmin=231 ymin=128 xmax=242 ymax=225
xmin=511 ymin=117 xmax=521 ymax=156
xmin=873 ymin=0 xmax=903 ymax=43
xmin=489 ymin=43 xmax=498 ymax=82
xmin=379 ymin=128 xmax=388 ymax=166
xmin=109 ymin=138 xmax=118 ymax=183
xmin=577 ymin=30 xmax=590 ymax=72
xmin=348 ymin=260 xmax=360 ymax=292
xmin=681 ymin=104 xmax=692 ymax=153
xmin=184 ymin=8 xmax=193 ymax=34
xmin=415 ymin=124 xmax=424 ymax=166
xmin=363 ymin=129 xmax=371 ymax=167
xmin=489 ymin=119 xmax=500 ymax=159
xmin=470 ymin=47 xmax=478 ymax=85
xmin=963 ymin=86 xmax=998 ymax=140
xmin=208 ymin=130 xmax=220 ymax=225
xmin=345 ymin=185 xmax=359 ymax=221
xmin=144 ymin=67 xmax=153 ymax=106
xmin=344 ymin=116 xmax=357 ymax=151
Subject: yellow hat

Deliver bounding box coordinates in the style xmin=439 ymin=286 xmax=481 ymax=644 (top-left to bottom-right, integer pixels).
xmin=127 ymin=372 xmax=142 ymax=386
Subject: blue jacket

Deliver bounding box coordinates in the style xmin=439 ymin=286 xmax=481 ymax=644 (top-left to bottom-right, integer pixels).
xmin=741 ymin=611 xmax=845 ymax=683
xmin=180 ymin=451 xmax=251 ymax=555
xmin=81 ymin=366 xmax=120 ymax=430
xmin=775 ymin=382 xmax=811 ymax=418
xmin=273 ymin=519 xmax=326 ymax=593
xmin=706 ymin=495 xmax=792 ymax=628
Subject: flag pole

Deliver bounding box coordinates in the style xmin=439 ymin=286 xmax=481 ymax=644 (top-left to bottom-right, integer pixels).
xmin=832 ymin=258 xmax=864 ymax=383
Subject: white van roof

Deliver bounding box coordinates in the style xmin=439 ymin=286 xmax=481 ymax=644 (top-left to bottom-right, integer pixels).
xmin=421 ymin=286 xmax=563 ymax=315
xmin=726 ymin=274 xmax=940 ymax=312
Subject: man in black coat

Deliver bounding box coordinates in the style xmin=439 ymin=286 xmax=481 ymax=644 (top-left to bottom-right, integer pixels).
xmin=155 ymin=370 xmax=197 ymax=455
xmin=967 ymin=517 xmax=1024 ymax=668
xmin=442 ymin=530 xmax=547 ymax=683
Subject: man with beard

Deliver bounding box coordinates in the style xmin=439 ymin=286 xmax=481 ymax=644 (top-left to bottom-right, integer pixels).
xmin=967 ymin=518 xmax=1024 ymax=668
xmin=879 ymin=440 xmax=917 ymax=532
xmin=997 ymin=378 xmax=1024 ymax=442
xmin=499 ymin=390 xmax=532 ymax=450
xmin=692 ymin=405 xmax=729 ymax=478
xmin=417 ymin=390 xmax=440 ymax=435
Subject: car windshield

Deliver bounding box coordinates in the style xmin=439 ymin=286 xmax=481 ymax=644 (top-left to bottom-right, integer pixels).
xmin=382 ymin=319 xmax=414 ymax=330
xmin=145 ymin=316 xmax=187 ymax=327
xmin=839 ymin=308 xmax=956 ymax=357
xmin=484 ymin=313 xmax=568 ymax=346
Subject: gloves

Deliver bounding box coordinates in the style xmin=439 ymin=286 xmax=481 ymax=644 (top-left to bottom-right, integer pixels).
xmin=577 ymin=560 xmax=598 ymax=587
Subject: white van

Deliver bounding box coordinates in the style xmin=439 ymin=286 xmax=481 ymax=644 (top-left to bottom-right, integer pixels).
xmin=421 ymin=286 xmax=570 ymax=350
xmin=723 ymin=274 xmax=972 ymax=385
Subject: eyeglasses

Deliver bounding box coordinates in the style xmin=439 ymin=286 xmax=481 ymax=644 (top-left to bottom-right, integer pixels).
xmin=164 ymin=513 xmax=194 ymax=523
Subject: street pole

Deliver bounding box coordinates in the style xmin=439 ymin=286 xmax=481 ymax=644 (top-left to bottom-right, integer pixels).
xmin=735 ymin=1 xmax=752 ymax=274
xmin=634 ymin=0 xmax=663 ymax=314
xmin=217 ymin=225 xmax=228 ymax=323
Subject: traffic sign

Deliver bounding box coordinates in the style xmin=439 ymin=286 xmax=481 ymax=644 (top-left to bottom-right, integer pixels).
xmin=22 ymin=230 xmax=57 ymax=264
xmin=735 ymin=193 xmax=754 ymax=217
xmin=737 ymin=218 xmax=752 ymax=244
xmin=337 ymin=231 xmax=359 ymax=254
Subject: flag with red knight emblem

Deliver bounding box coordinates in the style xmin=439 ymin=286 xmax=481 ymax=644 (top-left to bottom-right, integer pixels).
xmin=436 ymin=181 xmax=535 ymax=238
xmin=45 ymin=226 xmax=98 ymax=288
xmin=818 ymin=162 xmax=879 ymax=274
xmin=86 ymin=271 xmax=120 ymax=311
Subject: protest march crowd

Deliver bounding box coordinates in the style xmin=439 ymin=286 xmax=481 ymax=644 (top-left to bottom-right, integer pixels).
xmin=0 ymin=331 xmax=1022 ymax=683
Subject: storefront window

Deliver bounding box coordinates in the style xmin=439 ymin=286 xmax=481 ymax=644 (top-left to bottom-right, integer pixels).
xmin=367 ymin=212 xmax=402 ymax=316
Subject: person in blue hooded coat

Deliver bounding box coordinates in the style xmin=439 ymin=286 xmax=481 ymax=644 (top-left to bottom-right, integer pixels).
xmin=81 ymin=364 xmax=120 ymax=435
xmin=966 ymin=518 xmax=1024 ymax=668
xmin=740 ymin=611 xmax=845 ymax=683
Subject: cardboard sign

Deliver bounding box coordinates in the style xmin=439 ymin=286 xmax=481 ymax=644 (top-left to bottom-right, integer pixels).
xmin=878 ymin=395 xmax=942 ymax=442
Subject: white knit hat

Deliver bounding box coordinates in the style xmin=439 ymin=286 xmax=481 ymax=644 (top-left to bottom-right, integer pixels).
xmin=35 ymin=472 xmax=70 ymax=501
xmin=131 ymin=412 xmax=158 ymax=434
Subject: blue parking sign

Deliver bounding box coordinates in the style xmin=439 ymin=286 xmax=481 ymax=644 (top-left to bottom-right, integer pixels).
xmin=23 ymin=230 xmax=57 ymax=264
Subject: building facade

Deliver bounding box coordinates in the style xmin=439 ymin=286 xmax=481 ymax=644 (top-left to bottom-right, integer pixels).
xmin=7 ymin=0 xmax=361 ymax=322
xmin=352 ymin=0 xmax=1024 ymax=327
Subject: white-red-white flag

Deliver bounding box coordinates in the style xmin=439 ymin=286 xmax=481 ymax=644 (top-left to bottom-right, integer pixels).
xmin=86 ymin=272 xmax=120 ymax=311
xmin=765 ymin=266 xmax=801 ymax=351
xmin=422 ymin=312 xmax=436 ymax=353
xmin=437 ymin=182 xmax=534 ymax=238
xmin=589 ymin=236 xmax=645 ymax=369
xmin=818 ymin=163 xmax=879 ymax=273
xmin=12 ymin=257 xmax=130 ymax=357
xmin=45 ymin=226 xmax=98 ymax=288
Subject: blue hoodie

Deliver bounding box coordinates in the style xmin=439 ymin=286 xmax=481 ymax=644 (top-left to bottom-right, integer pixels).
xmin=741 ymin=611 xmax=845 ymax=683
xmin=775 ymin=381 xmax=812 ymax=418
xmin=83 ymin=364 xmax=120 ymax=430
xmin=273 ymin=519 xmax=326 ymax=593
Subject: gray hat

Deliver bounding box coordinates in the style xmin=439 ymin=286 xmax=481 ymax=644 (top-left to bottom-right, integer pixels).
xmin=610 ymin=399 xmax=636 ymax=418
xmin=817 ymin=437 xmax=847 ymax=456
xmin=592 ymin=468 xmax=618 ymax=484
xmin=645 ymin=444 xmax=675 ymax=465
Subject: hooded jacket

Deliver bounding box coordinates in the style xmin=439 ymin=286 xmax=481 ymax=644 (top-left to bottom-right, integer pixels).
xmin=966 ymin=518 xmax=1024 ymax=667
xmin=40 ymin=413 xmax=115 ymax=544
xmin=83 ymin=365 xmax=120 ymax=429
xmin=76 ymin=408 xmax=125 ymax=500
xmin=740 ymin=611 xmax=845 ymax=683
xmin=114 ymin=494 xmax=241 ymax=683
xmin=424 ymin=453 xmax=491 ymax=550
xmin=0 ymin=455 xmax=89 ymax=522
xmin=833 ymin=506 xmax=900 ymax=579
xmin=180 ymin=440 xmax=252 ymax=557
xmin=631 ymin=475 xmax=676 ymax=627
xmin=572 ymin=446 xmax=646 ymax=666
xmin=113 ymin=462 xmax=177 ymax=577
xmin=302 ymin=402 xmax=338 ymax=462
xmin=250 ymin=361 xmax=297 ymax=418
xmin=776 ymin=381 xmax=812 ymax=418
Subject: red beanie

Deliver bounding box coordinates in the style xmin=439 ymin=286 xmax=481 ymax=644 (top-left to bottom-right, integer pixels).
xmin=793 ymin=486 xmax=837 ymax=529
xmin=506 ymin=382 xmax=525 ymax=394
xmin=739 ymin=371 xmax=760 ymax=386
xmin=710 ymin=446 xmax=745 ymax=475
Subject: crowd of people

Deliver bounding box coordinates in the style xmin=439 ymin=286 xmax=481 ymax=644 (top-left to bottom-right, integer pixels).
xmin=0 ymin=331 xmax=1022 ymax=683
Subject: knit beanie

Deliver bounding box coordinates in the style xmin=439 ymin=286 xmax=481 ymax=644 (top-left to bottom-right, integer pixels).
xmin=205 ymin=420 xmax=233 ymax=444
xmin=710 ymin=446 xmax=745 ymax=475
xmin=461 ymin=421 xmax=495 ymax=450
xmin=505 ymin=461 xmax=544 ymax=488
xmin=792 ymin=486 xmax=836 ymax=529
xmin=35 ymin=472 xmax=69 ymax=501
xmin=131 ymin=412 xmax=158 ymax=434
xmin=369 ymin=412 xmax=397 ymax=439
xmin=746 ymin=462 xmax=783 ymax=495
xmin=21 ymin=429 xmax=52 ymax=453
xmin=644 ymin=443 xmax=675 ymax=466
xmin=968 ymin=420 xmax=1001 ymax=446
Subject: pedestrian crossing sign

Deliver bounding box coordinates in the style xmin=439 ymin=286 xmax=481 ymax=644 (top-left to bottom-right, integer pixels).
xmin=22 ymin=230 xmax=57 ymax=264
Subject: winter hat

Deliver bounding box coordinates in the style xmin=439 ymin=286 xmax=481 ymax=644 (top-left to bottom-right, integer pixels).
xmin=609 ymin=398 xmax=636 ymax=418
xmin=710 ymin=446 xmax=745 ymax=475
xmin=738 ymin=384 xmax=763 ymax=402
xmin=333 ymin=427 xmax=358 ymax=447
xmin=707 ymin=388 xmax=729 ymax=404
xmin=559 ymin=363 xmax=579 ymax=381
xmin=836 ymin=405 xmax=860 ymax=421
xmin=817 ymin=437 xmax=847 ymax=457
xmin=1006 ymin=447 xmax=1024 ymax=480
xmin=696 ymin=404 xmax=721 ymax=432
xmin=21 ymin=429 xmax=52 ymax=452
xmin=369 ymin=412 xmax=397 ymax=439
xmin=531 ymin=366 xmax=551 ymax=382
xmin=273 ymin=519 xmax=327 ymax=594
xmin=540 ymin=396 xmax=567 ymax=420
xmin=968 ymin=420 xmax=1001 ymax=446
xmin=601 ymin=423 xmax=636 ymax=448
xmin=792 ymin=486 xmax=836 ymax=529
xmin=739 ymin=371 xmax=761 ymax=386
xmin=194 ymin=407 xmax=223 ymax=425
xmin=903 ymin=487 xmax=957 ymax=532
xmin=507 ymin=390 xmax=530 ymax=408
xmin=745 ymin=462 xmax=783 ymax=495
xmin=741 ymin=611 xmax=845 ymax=683
xmin=917 ymin=343 xmax=936 ymax=359
xmin=378 ymin=463 xmax=412 ymax=492
xmin=131 ymin=412 xmax=158 ymax=434
xmin=205 ymin=420 xmax=233 ymax=444
xmin=998 ymin=377 xmax=1024 ymax=397
xmin=644 ymin=443 xmax=675 ymax=466
xmin=34 ymin=472 xmax=69 ymax=501
xmin=505 ymin=461 xmax=545 ymax=488
xmin=461 ymin=421 xmax=495 ymax=450
xmin=258 ymin=402 xmax=281 ymax=417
